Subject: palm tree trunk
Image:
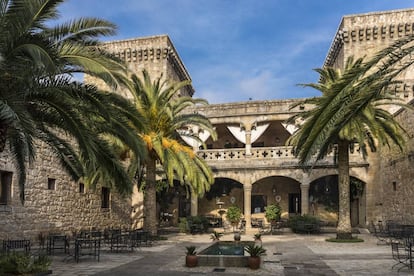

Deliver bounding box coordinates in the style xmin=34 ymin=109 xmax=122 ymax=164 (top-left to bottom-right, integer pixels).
xmin=144 ymin=158 xmax=158 ymax=236
xmin=336 ymin=139 xmax=352 ymax=239
xmin=0 ymin=123 xmax=8 ymax=152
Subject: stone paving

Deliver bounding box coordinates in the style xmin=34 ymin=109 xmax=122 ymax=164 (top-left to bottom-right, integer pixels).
xmin=48 ymin=231 xmax=414 ymax=275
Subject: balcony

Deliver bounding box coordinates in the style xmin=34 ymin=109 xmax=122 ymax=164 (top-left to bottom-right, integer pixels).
xmin=197 ymin=146 xmax=368 ymax=170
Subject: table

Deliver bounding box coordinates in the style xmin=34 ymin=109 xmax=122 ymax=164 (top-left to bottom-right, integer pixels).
xmin=74 ymin=238 xmax=100 ymax=262
xmin=46 ymin=234 xmax=68 ymax=255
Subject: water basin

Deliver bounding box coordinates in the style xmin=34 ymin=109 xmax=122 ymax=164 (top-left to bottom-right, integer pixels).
xmin=197 ymin=241 xmax=254 ymax=267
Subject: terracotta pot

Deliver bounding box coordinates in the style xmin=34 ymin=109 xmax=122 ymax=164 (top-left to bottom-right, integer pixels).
xmin=234 ymin=232 xmax=241 ymax=241
xmin=248 ymin=256 xmax=261 ymax=269
xmin=186 ymin=255 xmax=198 ymax=267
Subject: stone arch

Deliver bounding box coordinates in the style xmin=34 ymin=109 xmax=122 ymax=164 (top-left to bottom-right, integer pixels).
xmin=307 ymin=167 xmax=369 ymax=184
xmin=198 ymin=177 xmax=244 ymax=221
xmin=308 ymin=174 xmax=367 ymax=227
xmin=251 ymin=175 xmax=301 ymax=220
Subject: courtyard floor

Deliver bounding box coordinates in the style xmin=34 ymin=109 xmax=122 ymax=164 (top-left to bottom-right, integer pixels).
xmin=49 ymin=229 xmax=413 ymax=276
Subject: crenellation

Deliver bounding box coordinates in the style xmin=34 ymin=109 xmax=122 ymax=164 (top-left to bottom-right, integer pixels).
xmin=343 ymin=22 xmax=414 ymax=43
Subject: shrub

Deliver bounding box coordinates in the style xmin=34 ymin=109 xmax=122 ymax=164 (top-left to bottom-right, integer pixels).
xmin=187 ymin=216 xmax=209 ymax=231
xmin=178 ymin=217 xmax=189 ymax=233
xmin=264 ymin=204 xmax=281 ymax=222
xmin=0 ymin=252 xmax=51 ymax=275
xmin=226 ymin=205 xmax=242 ymax=227
xmin=288 ymin=214 xmax=320 ymax=233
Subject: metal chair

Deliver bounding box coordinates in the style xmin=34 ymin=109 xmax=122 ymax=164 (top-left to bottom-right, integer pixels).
xmin=391 ymin=241 xmax=410 ymax=271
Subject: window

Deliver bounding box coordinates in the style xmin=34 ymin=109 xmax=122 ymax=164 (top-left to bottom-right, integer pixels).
xmin=79 ymin=183 xmax=85 ymax=193
xmin=101 ymin=187 xmax=110 ymax=208
xmin=251 ymin=195 xmax=267 ymax=213
xmin=0 ymin=171 xmax=12 ymax=205
xmin=47 ymin=178 xmax=56 ymax=190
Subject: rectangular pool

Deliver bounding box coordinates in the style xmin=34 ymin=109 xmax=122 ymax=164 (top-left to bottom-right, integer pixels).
xmin=197 ymin=241 xmax=254 ymax=267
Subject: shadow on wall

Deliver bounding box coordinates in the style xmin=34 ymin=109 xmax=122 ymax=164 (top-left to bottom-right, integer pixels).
xmin=131 ymin=202 xmax=144 ymax=229
xmin=110 ymin=200 xmax=135 ymax=229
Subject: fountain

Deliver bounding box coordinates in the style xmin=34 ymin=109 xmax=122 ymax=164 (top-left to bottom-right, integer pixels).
xmin=197 ymin=241 xmax=254 ymax=267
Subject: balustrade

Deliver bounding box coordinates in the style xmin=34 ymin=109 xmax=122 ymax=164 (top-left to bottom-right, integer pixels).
xmin=197 ymin=145 xmax=365 ymax=166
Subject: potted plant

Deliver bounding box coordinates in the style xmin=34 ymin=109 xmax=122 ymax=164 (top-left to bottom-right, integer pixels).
xmin=226 ymin=205 xmax=242 ymax=232
xmin=254 ymin=233 xmax=262 ymax=245
xmin=185 ymin=246 xmax=198 ymax=267
xmin=265 ymin=204 xmax=281 ymax=227
xmin=210 ymin=230 xmax=223 ymax=241
xmin=245 ymin=244 xmax=266 ymax=269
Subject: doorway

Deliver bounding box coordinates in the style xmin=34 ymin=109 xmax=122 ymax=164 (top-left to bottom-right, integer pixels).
xmin=289 ymin=193 xmax=301 ymax=215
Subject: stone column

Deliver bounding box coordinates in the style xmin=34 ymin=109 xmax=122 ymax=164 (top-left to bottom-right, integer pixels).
xmin=185 ymin=125 xmax=199 ymax=152
xmin=300 ymin=184 xmax=310 ymax=215
xmin=243 ymin=183 xmax=252 ymax=232
xmin=190 ymin=190 xmax=198 ymax=217
xmin=244 ymin=123 xmax=252 ymax=156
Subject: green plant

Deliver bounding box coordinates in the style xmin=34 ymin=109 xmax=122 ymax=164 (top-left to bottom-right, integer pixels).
xmin=31 ymin=254 xmax=52 ymax=273
xmin=178 ymin=217 xmax=189 ymax=233
xmin=210 ymin=230 xmax=223 ymax=241
xmin=187 ymin=216 xmax=209 ymax=232
xmin=185 ymin=246 xmax=197 ymax=255
xmin=350 ymin=177 xmax=365 ymax=201
xmin=245 ymin=244 xmax=266 ymax=257
xmin=265 ymin=204 xmax=281 ymax=222
xmin=226 ymin=205 xmax=242 ymax=231
xmin=254 ymin=233 xmax=262 ymax=240
xmin=0 ymin=252 xmax=51 ymax=275
xmin=288 ymin=214 xmax=320 ymax=234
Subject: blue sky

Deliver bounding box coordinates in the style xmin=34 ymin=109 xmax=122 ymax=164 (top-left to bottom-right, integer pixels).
xmin=58 ymin=1 xmax=414 ymax=104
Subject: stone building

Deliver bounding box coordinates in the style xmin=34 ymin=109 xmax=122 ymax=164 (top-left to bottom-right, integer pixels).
xmin=0 ymin=8 xmax=413 ymax=239
xmin=323 ymin=8 xmax=414 ymax=224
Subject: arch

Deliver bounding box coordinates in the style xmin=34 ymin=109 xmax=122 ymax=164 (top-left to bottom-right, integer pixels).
xmin=198 ymin=177 xmax=244 ymax=223
xmin=309 ymin=174 xmax=367 ymax=227
xmin=251 ymin=176 xmax=301 ymax=220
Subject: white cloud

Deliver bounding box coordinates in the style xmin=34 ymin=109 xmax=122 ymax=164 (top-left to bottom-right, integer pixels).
xmin=57 ymin=0 xmax=414 ymax=103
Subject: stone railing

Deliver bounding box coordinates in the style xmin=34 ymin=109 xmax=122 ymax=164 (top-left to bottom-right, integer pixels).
xmin=197 ymin=146 xmax=365 ymax=166
xmin=250 ymin=146 xmax=295 ymax=159
xmin=197 ymin=148 xmax=246 ymax=160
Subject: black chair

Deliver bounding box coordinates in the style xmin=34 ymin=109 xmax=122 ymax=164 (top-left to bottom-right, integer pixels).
xmin=74 ymin=237 xmax=101 ymax=262
xmin=46 ymin=234 xmax=69 ymax=255
xmin=2 ymin=239 xmax=31 ymax=253
xmin=387 ymin=221 xmax=404 ymax=239
xmin=372 ymin=223 xmax=389 ymax=244
xmin=130 ymin=230 xmax=152 ymax=248
xmin=391 ymin=241 xmax=410 ymax=271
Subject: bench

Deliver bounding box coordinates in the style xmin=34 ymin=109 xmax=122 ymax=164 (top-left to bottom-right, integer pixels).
xmin=2 ymin=239 xmax=31 ymax=253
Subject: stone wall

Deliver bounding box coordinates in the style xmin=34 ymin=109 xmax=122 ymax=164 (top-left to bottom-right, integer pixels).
xmin=376 ymin=104 xmax=414 ymax=223
xmin=85 ymin=35 xmax=194 ymax=98
xmin=325 ymin=8 xmax=414 ymax=226
xmin=0 ymin=141 xmax=132 ymax=241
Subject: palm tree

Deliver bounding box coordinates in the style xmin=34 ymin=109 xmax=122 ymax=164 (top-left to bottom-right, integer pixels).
xmin=288 ymin=35 xmax=414 ymax=239
xmin=0 ymin=0 xmax=139 ymax=201
xmin=127 ymin=70 xmax=216 ymax=236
